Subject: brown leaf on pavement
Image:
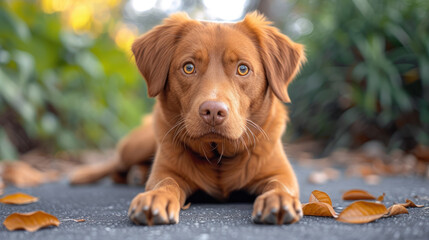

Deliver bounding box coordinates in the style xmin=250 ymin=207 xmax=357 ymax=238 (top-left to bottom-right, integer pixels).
xmin=309 ymin=190 xmax=333 ymax=206
xmin=302 ymin=202 xmax=338 ymax=218
xmin=2 ymin=162 xmax=58 ymax=188
xmin=384 ymin=204 xmax=408 ymax=217
xmin=342 ymin=189 xmax=376 ymax=200
xmin=400 ymin=199 xmax=424 ymax=208
xmin=337 ymin=201 xmax=387 ymax=224
xmin=182 ymin=202 xmax=191 ymax=210
xmin=3 ymin=211 xmax=60 ymax=232
xmin=376 ymin=193 xmax=385 ymax=202
xmin=0 ymin=192 xmax=39 ymax=205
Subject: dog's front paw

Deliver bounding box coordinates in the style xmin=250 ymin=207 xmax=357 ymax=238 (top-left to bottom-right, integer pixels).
xmin=128 ymin=190 xmax=180 ymax=225
xmin=252 ymin=190 xmax=302 ymax=224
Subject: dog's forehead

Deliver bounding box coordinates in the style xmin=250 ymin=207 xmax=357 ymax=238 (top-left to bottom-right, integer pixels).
xmin=178 ymin=23 xmax=258 ymax=56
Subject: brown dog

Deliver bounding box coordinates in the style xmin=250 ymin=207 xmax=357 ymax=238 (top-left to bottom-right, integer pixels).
xmin=70 ymin=12 xmax=305 ymax=225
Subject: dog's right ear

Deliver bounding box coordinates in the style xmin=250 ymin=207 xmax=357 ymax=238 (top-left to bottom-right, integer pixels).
xmin=132 ymin=13 xmax=195 ymax=97
xmin=238 ymin=12 xmax=306 ymax=103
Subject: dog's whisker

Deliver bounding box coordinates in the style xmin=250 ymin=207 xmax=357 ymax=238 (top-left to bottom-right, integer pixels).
xmin=240 ymin=135 xmax=251 ymax=157
xmin=182 ymin=129 xmax=189 ymax=150
xmin=171 ymin=125 xmax=182 ymax=148
xmin=172 ymin=123 xmax=186 ymax=146
xmin=180 ymin=126 xmax=193 ymax=151
xmin=233 ymin=137 xmax=238 ymax=154
xmin=242 ymin=125 xmax=252 ymax=146
xmin=200 ymin=142 xmax=212 ymax=165
xmin=239 ymin=125 xmax=253 ymax=155
xmin=161 ymin=118 xmax=185 ymax=145
xmin=247 ymin=119 xmax=269 ymax=141
xmin=245 ymin=125 xmax=257 ymax=146
xmin=217 ymin=140 xmax=225 ymax=165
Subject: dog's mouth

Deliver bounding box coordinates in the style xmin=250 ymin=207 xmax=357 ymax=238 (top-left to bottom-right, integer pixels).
xmin=182 ymin=116 xmax=245 ymax=143
xmin=185 ymin=125 xmax=241 ymax=142
xmin=195 ymin=130 xmax=235 ymax=142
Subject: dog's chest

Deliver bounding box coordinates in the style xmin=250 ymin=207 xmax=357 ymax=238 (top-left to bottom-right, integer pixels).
xmin=197 ymin=158 xmax=255 ymax=200
xmin=187 ymin=144 xmax=258 ymax=199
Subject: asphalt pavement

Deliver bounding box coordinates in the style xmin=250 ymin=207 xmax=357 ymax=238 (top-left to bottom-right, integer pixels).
xmin=1 ymin=163 xmax=428 ymax=240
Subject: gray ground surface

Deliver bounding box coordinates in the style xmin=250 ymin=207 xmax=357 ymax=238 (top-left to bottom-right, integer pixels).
xmin=1 ymin=164 xmax=428 ymax=240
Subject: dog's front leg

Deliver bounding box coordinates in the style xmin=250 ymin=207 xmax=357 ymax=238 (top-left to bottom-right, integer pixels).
xmin=128 ymin=175 xmax=189 ymax=225
xmin=251 ymin=176 xmax=302 ymax=225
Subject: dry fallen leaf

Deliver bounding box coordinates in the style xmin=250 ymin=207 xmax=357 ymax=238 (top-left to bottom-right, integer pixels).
xmin=309 ymin=190 xmax=333 ymax=206
xmin=302 ymin=202 xmax=338 ymax=218
xmin=342 ymin=189 xmax=376 ymax=200
xmin=0 ymin=192 xmax=39 ymax=205
xmin=337 ymin=201 xmax=387 ymax=224
xmin=376 ymin=193 xmax=385 ymax=202
xmin=384 ymin=204 xmax=409 ymax=217
xmin=3 ymin=211 xmax=60 ymax=232
xmin=400 ymin=199 xmax=424 ymax=208
xmin=2 ymin=162 xmax=45 ymax=187
xmin=182 ymin=202 xmax=191 ymax=210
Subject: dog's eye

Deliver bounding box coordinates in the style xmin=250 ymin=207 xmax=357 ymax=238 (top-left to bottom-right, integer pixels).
xmin=183 ymin=63 xmax=195 ymax=74
xmin=237 ymin=64 xmax=249 ymax=76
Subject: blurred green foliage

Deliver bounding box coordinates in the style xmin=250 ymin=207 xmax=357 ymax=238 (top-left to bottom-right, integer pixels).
xmin=288 ymin=0 xmax=429 ymax=152
xmin=1 ymin=0 xmax=428 ymax=160
xmin=0 ymin=1 xmax=149 ymax=160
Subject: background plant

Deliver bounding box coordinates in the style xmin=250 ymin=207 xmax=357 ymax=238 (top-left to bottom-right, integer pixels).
xmin=287 ymin=0 xmax=429 ymax=153
xmin=0 ymin=1 xmax=150 ymax=159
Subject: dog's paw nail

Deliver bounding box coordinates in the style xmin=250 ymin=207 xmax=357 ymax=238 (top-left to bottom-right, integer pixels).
xmin=271 ymin=208 xmax=278 ymax=213
xmin=169 ymin=213 xmax=174 ymax=221
xmin=256 ymin=211 xmax=262 ymax=217
xmin=264 ymin=213 xmax=277 ymax=224
xmin=152 ymin=208 xmax=159 ymax=215
xmin=143 ymin=205 xmax=149 ymax=211
xmin=252 ymin=215 xmax=261 ymax=223
xmin=282 ymin=205 xmax=289 ymax=211
xmin=283 ymin=211 xmax=294 ymax=223
xmin=129 ymin=207 xmax=136 ymax=216
xmin=297 ymin=209 xmax=303 ymax=218
xmin=153 ymin=214 xmax=166 ymax=225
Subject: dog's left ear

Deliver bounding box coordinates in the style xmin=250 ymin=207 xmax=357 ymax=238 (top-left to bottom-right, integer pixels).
xmin=132 ymin=13 xmax=197 ymax=97
xmin=238 ymin=12 xmax=306 ymax=103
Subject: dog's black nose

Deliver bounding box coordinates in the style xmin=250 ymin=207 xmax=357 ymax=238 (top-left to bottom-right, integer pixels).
xmin=199 ymin=101 xmax=229 ymax=126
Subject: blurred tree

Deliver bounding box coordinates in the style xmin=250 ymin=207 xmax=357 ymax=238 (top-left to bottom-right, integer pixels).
xmin=0 ymin=0 xmax=150 ymax=160
xmin=285 ymin=0 xmax=429 ymax=153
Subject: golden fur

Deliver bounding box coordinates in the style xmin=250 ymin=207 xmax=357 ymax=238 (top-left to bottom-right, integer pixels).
xmin=71 ymin=12 xmax=306 ymax=225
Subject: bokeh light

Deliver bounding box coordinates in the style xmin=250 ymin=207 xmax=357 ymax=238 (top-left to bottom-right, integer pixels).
xmin=202 ymin=0 xmax=249 ymax=21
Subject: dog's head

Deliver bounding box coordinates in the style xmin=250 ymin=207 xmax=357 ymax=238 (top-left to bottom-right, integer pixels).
xmin=132 ymin=12 xmax=305 ymax=147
